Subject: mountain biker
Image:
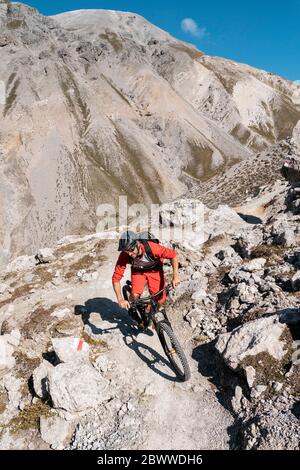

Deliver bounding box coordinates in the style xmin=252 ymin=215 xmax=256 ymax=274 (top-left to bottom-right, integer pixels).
xmin=112 ymin=231 xmax=180 ymax=312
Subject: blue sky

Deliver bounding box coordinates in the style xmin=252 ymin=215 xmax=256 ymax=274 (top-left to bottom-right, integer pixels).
xmin=21 ymin=0 xmax=300 ymax=81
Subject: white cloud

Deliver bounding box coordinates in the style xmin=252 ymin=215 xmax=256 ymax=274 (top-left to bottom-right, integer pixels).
xmin=181 ymin=18 xmax=208 ymax=39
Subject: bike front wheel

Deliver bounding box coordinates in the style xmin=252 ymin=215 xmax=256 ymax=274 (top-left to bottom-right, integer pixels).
xmin=157 ymin=321 xmax=191 ymax=382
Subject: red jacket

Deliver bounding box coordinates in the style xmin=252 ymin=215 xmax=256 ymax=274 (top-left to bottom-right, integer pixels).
xmin=112 ymin=241 xmax=177 ymax=283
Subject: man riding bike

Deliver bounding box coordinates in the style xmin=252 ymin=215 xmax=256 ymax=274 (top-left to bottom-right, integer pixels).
xmin=112 ymin=231 xmax=180 ymax=323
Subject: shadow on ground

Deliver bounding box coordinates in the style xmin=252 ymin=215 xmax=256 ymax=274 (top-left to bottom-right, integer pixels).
xmin=192 ymin=340 xmax=244 ymax=449
xmin=237 ymin=213 xmax=262 ymax=225
xmin=74 ymin=297 xmax=179 ymax=382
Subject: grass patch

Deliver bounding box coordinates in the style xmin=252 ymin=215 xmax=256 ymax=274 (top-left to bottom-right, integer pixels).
xmin=33 ymin=265 xmax=54 ymax=284
xmin=81 ymin=331 xmax=109 ymax=348
xmin=54 ymin=240 xmax=85 ymax=257
xmin=7 ymin=19 xmax=24 ymax=29
xmin=250 ymin=244 xmax=287 ymax=267
xmin=186 ymin=141 xmax=241 ymax=183
xmin=2 ymin=270 xmax=18 ymax=282
xmin=248 ymin=122 xmax=275 ymax=144
xmin=241 ymin=328 xmax=294 ymax=388
xmin=0 ymin=386 xmax=8 ymax=415
xmin=59 ymin=66 xmax=91 ymax=138
xmin=8 ymin=401 xmax=52 ymax=434
xmin=52 ymin=316 xmax=82 ymax=336
xmin=22 ymin=306 xmax=58 ymax=340
xmin=201 ymin=234 xmax=227 ymax=257
xmin=13 ymin=352 xmax=41 ymax=380
xmin=208 ymin=266 xmax=231 ymax=291
xmin=94 ymin=240 xmax=107 ymax=252
xmin=3 ymin=74 xmax=20 ymax=117
xmin=170 ymin=42 xmax=204 ymax=60
xmin=0 ymin=283 xmax=34 ymax=309
xmin=64 ymin=254 xmax=93 ymax=279
xmin=198 ymin=60 xmax=237 ymax=94
xmin=241 ymin=307 xmax=266 ymax=325
xmin=263 ymin=196 xmax=277 ymax=209
xmin=185 ymin=142 xmax=213 ymax=181
xmin=101 ymin=74 xmax=131 ymax=106
xmin=114 ymin=127 xmax=162 ymax=204
xmin=87 ymin=338 xmax=110 ymax=364
xmin=288 ymin=364 xmax=300 ymax=398
xmin=193 ymin=335 xmax=210 ymax=345
xmin=230 ymin=124 xmax=251 ymax=146
xmin=251 ymin=244 xmax=287 ymax=258
xmin=99 ymin=31 xmax=123 ymax=52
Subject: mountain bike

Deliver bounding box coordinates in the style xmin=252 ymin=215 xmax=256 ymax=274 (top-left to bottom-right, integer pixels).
xmin=123 ymin=281 xmax=191 ymax=382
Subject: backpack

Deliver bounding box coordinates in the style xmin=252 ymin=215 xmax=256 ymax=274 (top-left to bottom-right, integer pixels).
xmin=137 ymin=231 xmax=159 ymax=261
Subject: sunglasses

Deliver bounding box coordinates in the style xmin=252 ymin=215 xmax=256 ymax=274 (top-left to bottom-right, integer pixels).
xmin=126 ymin=245 xmax=137 ymax=254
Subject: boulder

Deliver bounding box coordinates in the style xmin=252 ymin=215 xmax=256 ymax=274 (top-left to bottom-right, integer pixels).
xmin=159 ymin=199 xmax=203 ymax=227
xmin=236 ymin=283 xmax=259 ymax=304
xmin=232 ymin=229 xmax=264 ymax=258
xmin=228 ymin=268 xmax=252 ymax=284
xmin=51 ymin=337 xmax=90 ymax=363
xmin=271 ymin=216 xmax=300 ymax=246
xmin=215 ymin=316 xmax=288 ymax=370
xmin=93 ymin=356 xmax=116 ymax=374
xmin=204 ymin=206 xmax=248 ymax=242
xmin=185 ymin=308 xmax=205 ymax=328
xmin=2 ymin=374 xmax=22 ymax=409
xmin=48 ymin=362 xmax=110 ymax=413
xmin=35 ymin=248 xmax=55 ymax=264
xmin=50 ymin=308 xmax=71 ymax=319
xmin=291 ymin=271 xmax=300 ymax=291
xmin=242 ymin=258 xmax=266 ymax=272
xmin=245 ymin=366 xmax=256 ymax=388
xmin=250 ymin=385 xmax=267 ymax=399
xmin=33 ymin=360 xmax=55 ymax=399
xmin=6 ymin=255 xmax=35 ymax=272
xmin=40 ymin=415 xmax=76 ymax=449
xmin=191 ymin=289 xmax=207 ymax=303
xmin=0 ymin=330 xmax=20 ymax=370
xmin=231 ymin=386 xmax=243 ymax=414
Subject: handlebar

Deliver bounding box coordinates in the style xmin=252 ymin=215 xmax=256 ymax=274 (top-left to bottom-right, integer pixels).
xmin=129 ymin=283 xmax=174 ymax=307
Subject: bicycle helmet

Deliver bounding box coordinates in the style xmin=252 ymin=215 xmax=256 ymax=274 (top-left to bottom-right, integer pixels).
xmin=118 ymin=230 xmax=138 ymax=251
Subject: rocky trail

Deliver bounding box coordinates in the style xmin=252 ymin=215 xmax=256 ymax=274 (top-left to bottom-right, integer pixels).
xmin=0 ymin=1 xmax=300 ymax=452
xmin=1 ymin=170 xmax=300 ymax=450
xmin=68 ymin=267 xmax=234 ymax=450
xmin=0 ymin=236 xmax=234 ymax=450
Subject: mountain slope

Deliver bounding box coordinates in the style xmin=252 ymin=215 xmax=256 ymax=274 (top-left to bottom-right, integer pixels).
xmin=0 ymin=2 xmax=299 ymax=265
xmin=54 ymin=9 xmax=300 ymax=153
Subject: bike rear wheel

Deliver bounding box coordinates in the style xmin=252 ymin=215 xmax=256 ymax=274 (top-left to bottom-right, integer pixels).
xmin=157 ymin=321 xmax=191 ymax=381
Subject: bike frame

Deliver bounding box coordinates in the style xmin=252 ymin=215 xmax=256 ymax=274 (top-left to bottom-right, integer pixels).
xmin=129 ymin=284 xmax=173 ymax=329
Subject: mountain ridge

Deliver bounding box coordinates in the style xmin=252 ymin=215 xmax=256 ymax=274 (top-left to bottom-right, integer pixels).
xmin=0 ymin=2 xmax=299 ymax=264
